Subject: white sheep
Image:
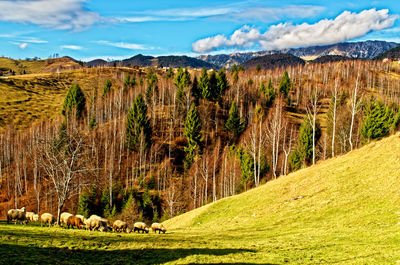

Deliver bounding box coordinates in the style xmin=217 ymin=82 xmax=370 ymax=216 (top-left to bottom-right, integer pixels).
xmin=7 ymin=207 xmax=27 ymax=224
xmin=40 ymin=213 xmax=56 ymax=227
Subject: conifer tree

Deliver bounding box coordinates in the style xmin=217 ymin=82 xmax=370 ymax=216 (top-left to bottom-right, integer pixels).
xmin=100 ymin=188 xmax=111 ymax=217
xmin=260 ymin=79 xmax=276 ymax=106
xmin=126 ymin=93 xmax=152 ymax=151
xmin=190 ymin=76 xmax=201 ymax=105
xmin=124 ymin=74 xmax=136 ymax=89
xmin=103 ymin=79 xmax=112 ymax=97
xmin=361 ymin=99 xmax=394 ymax=140
xmin=174 ymin=68 xmax=191 ymax=102
xmin=146 ymin=69 xmax=158 ymax=101
xmin=77 ymin=190 xmax=90 ymax=218
xmin=62 ymin=83 xmax=86 ymax=118
xmin=175 ymin=68 xmax=185 ymax=102
xmin=231 ymin=65 xmax=238 ymax=74
xmin=199 ymin=67 xmax=210 ymax=100
xmin=225 ymin=100 xmax=245 ymax=138
xmin=216 ymin=69 xmax=229 ymax=99
xmin=184 ymin=103 xmax=202 ymax=169
xmin=279 ymin=71 xmax=291 ymax=98
xmin=298 ymin=116 xmax=321 ymax=162
xmin=124 ymin=74 xmax=131 ymax=88
xmin=166 ymin=68 xmax=174 ymax=79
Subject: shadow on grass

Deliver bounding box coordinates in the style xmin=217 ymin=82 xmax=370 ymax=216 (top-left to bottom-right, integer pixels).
xmin=0 ymin=244 xmax=263 ymax=265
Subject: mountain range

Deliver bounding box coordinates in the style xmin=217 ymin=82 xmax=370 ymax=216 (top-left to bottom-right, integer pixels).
xmin=87 ymin=54 xmax=215 ymax=69
xmin=198 ymin=40 xmax=400 ymax=68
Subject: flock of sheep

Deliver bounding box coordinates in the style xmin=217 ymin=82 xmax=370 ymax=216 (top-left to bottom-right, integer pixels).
xmin=6 ymin=207 xmax=167 ymax=234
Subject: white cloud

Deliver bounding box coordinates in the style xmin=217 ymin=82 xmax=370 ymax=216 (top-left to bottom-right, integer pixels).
xmin=61 ymin=45 xmax=83 ymax=50
xmin=96 ymin=40 xmax=155 ymax=50
xmin=19 ymin=43 xmax=28 ymax=49
xmin=192 ymin=9 xmax=398 ymax=53
xmin=0 ymin=0 xmax=101 ymax=31
xmin=120 ymin=5 xmax=324 ymax=23
xmin=19 ymin=37 xmax=48 ymax=44
xmin=11 ymin=42 xmax=28 ymax=49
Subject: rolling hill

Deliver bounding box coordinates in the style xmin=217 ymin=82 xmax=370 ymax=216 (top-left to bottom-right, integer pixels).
xmin=1 ymin=133 xmax=400 ymax=264
xmin=161 ymin=133 xmax=400 ymax=263
xmin=311 ymin=55 xmax=354 ymax=63
xmin=88 ymin=54 xmax=216 ymax=69
xmin=374 ymin=46 xmax=400 ymax=60
xmin=0 ymin=57 xmax=83 ymax=76
xmin=241 ymin=53 xmax=305 ymax=70
xmin=0 ymin=67 xmax=135 ymax=130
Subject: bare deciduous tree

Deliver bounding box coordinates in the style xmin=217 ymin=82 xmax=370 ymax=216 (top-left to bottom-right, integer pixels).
xmin=38 ymin=128 xmax=87 ymax=224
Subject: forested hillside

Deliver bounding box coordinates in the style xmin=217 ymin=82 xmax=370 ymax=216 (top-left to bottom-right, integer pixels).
xmin=0 ymin=60 xmax=399 ymax=223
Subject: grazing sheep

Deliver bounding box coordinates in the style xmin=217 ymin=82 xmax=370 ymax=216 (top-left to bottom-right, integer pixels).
xmin=60 ymin=212 xmax=73 ymax=227
xmin=85 ymin=215 xmax=108 ymax=231
xmin=26 ymin=212 xmax=34 ymax=222
xmin=7 ymin=207 xmax=27 ymax=224
xmin=25 ymin=212 xmax=39 ymax=222
xmin=100 ymin=217 xmax=113 ymax=231
xmin=113 ymin=220 xmax=128 ymax=233
xmin=32 ymin=214 xmax=39 ymax=222
xmin=151 ymin=223 xmax=167 ymax=234
xmin=41 ymin=213 xmax=56 ymax=227
xmin=67 ymin=216 xmax=84 ymax=229
xmin=75 ymin=214 xmax=86 ymax=223
xmin=133 ymin=222 xmax=149 ymax=233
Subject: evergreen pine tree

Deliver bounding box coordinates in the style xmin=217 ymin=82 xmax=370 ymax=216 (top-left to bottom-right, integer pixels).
xmin=77 ymin=190 xmax=90 ymax=218
xmin=199 ymin=67 xmax=210 ymax=100
xmin=255 ymin=64 xmax=261 ymax=72
xmin=103 ymin=79 xmax=112 ymax=97
xmin=126 ymin=93 xmax=152 ymax=151
xmin=124 ymin=74 xmax=136 ymax=89
xmin=279 ymin=71 xmax=291 ymax=98
xmin=225 ymin=100 xmax=245 ymax=138
xmin=298 ymin=116 xmax=321 ymax=162
xmin=288 ymin=148 xmax=302 ymax=172
xmin=174 ymin=68 xmax=191 ymax=102
xmin=216 ymin=69 xmax=229 ymax=99
xmin=361 ymin=99 xmax=395 ymax=140
xmin=190 ymin=76 xmax=201 ymax=105
xmin=146 ymin=69 xmax=158 ymax=101
xmin=174 ymin=67 xmax=185 ymax=102
xmin=166 ymin=68 xmax=174 ymax=79
xmin=231 ymin=65 xmax=238 ymax=74
xmin=61 ymin=84 xmax=86 ymax=117
xmin=184 ymin=103 xmax=202 ymax=169
xmin=100 ymin=187 xmax=111 ymax=217
xmin=124 ymin=74 xmax=131 ymax=88
xmin=260 ymin=79 xmax=276 ymax=106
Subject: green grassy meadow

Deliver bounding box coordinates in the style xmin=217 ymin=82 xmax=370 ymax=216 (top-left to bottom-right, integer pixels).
xmin=1 ymin=134 xmax=400 ymax=264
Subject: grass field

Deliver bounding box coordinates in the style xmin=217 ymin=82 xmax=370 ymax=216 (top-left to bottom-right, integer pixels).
xmin=1 ymin=133 xmax=400 ymax=264
xmin=0 ymin=68 xmax=133 ymax=130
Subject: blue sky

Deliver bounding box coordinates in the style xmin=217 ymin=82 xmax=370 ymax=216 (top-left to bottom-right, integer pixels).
xmin=0 ymin=0 xmax=399 ymax=61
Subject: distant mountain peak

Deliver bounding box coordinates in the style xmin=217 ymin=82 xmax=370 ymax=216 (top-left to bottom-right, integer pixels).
xmin=198 ymin=40 xmax=400 ymax=68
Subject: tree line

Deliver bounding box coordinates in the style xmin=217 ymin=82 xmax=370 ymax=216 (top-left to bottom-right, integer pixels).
xmin=1 ymin=60 xmax=400 ymax=222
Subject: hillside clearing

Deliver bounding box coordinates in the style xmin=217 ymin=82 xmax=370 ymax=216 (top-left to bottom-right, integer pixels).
xmin=1 ymin=134 xmax=400 ymax=264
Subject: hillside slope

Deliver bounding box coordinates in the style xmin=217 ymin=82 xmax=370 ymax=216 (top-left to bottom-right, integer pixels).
xmin=0 ymin=68 xmax=134 ymax=130
xmin=163 ymin=133 xmax=400 ymax=263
